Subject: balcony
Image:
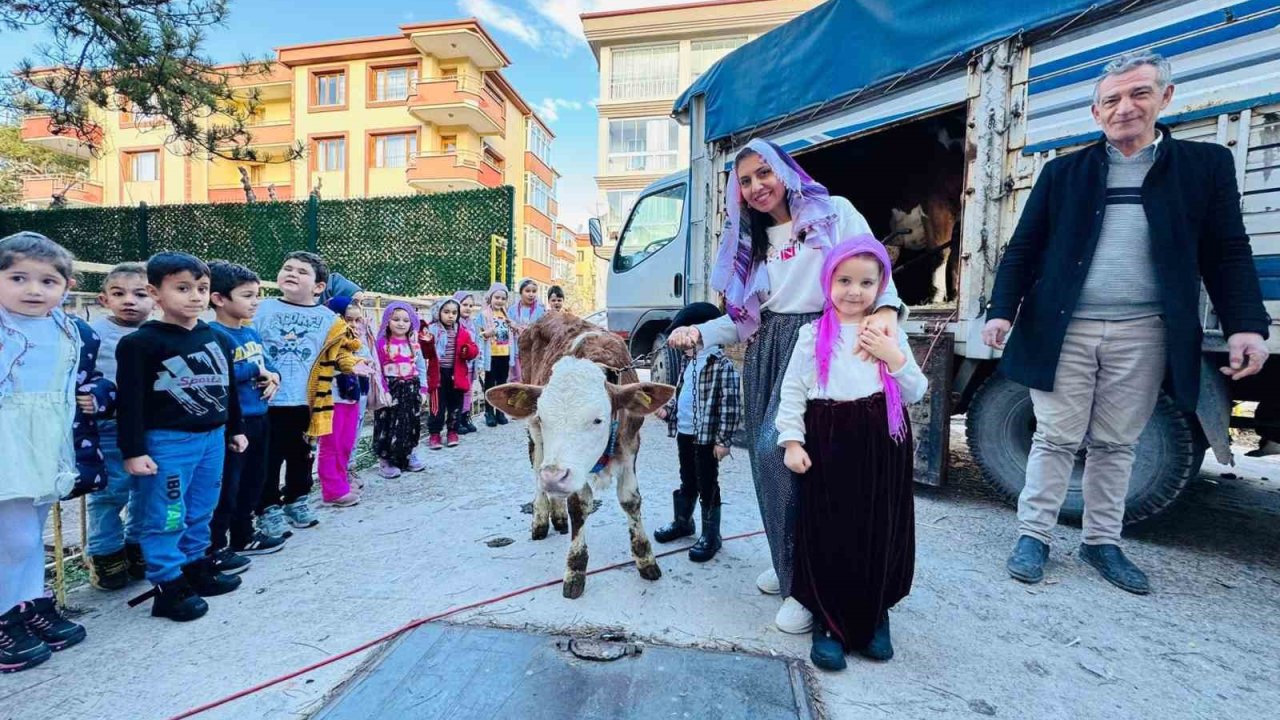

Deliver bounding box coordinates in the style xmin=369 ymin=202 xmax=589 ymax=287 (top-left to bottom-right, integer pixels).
xmin=404 ymin=23 xmax=507 ymax=71
xmin=20 ymin=116 xmax=101 ymax=158
xmin=407 ymin=75 xmax=505 ymax=136
xmin=242 ymin=120 xmax=295 ymax=149
xmin=21 ymin=174 xmax=103 ymax=208
xmin=207 ymin=184 xmax=294 ymax=203
xmin=406 ymin=150 xmax=503 ymax=193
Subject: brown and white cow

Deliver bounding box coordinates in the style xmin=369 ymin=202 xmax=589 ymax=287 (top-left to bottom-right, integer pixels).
xmin=486 ymin=313 xmax=675 ymax=599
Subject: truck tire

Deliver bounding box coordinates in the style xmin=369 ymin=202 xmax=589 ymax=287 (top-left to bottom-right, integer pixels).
xmin=965 ymin=375 xmax=1205 ymax=525
xmin=648 ymin=333 xmax=679 ymax=385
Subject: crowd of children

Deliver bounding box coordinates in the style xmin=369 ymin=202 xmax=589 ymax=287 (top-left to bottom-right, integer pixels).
xmin=0 ymin=231 xmax=556 ymax=674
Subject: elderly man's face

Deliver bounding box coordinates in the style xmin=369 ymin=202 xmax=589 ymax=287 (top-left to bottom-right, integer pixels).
xmin=1092 ymin=65 xmax=1174 ymax=150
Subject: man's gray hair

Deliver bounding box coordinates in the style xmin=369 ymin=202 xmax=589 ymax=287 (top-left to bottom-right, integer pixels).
xmin=1093 ymin=51 xmax=1173 ymax=104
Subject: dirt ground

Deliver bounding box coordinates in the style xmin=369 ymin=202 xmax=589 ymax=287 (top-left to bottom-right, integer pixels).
xmin=2 ymin=417 xmax=1278 ymax=720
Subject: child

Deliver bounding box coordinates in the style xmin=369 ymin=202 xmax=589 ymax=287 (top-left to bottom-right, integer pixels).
xmin=0 ymin=232 xmax=106 ymax=671
xmin=373 ymin=301 xmax=428 ymax=477
xmin=86 ymin=262 xmax=153 ymax=591
xmin=775 ymin=236 xmax=927 ymax=670
xmin=421 ymin=298 xmax=479 ymax=450
xmin=452 ymin=291 xmax=481 ymax=435
xmin=511 ymin=278 xmax=546 ymax=331
xmin=116 ymin=252 xmax=248 ymax=622
xmin=207 ymin=261 xmax=287 ymax=574
xmin=547 ymin=285 xmax=566 ymax=313
xmin=254 ymin=252 xmax=369 ymax=535
xmin=652 ymin=302 xmax=742 ymax=563
xmin=317 ymin=296 xmax=370 ymax=506
xmin=478 ymin=283 xmax=516 ymax=427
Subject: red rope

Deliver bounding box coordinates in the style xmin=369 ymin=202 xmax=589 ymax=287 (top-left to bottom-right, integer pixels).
xmin=166 ymin=529 xmax=766 ymax=719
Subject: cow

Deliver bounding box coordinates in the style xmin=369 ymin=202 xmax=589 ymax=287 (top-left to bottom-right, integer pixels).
xmin=486 ymin=313 xmax=675 ymax=599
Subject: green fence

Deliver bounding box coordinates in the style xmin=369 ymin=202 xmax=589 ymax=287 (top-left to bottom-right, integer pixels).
xmin=0 ymin=187 xmax=516 ymax=296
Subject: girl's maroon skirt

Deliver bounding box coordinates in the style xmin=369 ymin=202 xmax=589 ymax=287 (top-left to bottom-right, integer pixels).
xmin=791 ymin=394 xmax=915 ymax=651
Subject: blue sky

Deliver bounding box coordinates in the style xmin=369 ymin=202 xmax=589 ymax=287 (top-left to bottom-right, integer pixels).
xmin=0 ymin=0 xmax=693 ymax=229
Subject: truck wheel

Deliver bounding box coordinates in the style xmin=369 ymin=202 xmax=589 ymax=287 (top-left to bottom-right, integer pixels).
xmin=648 ymin=333 xmax=679 ymax=385
xmin=965 ymin=375 xmax=1205 ymax=525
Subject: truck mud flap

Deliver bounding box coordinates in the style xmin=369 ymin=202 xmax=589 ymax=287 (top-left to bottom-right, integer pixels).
xmin=909 ymin=332 xmax=953 ymax=486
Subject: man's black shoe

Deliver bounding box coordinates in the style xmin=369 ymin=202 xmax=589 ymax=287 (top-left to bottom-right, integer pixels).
xmin=1007 ymin=536 xmax=1049 ymax=584
xmin=1079 ymin=543 xmax=1150 ymax=595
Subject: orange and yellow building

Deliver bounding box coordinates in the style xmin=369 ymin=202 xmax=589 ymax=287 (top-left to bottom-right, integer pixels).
xmin=18 ymin=19 xmax=561 ymax=281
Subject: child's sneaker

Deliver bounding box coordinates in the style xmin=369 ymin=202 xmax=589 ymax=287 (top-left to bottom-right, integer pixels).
xmin=0 ymin=605 xmax=50 ymax=673
xmin=378 ymin=459 xmax=401 ymax=479
xmin=21 ymin=598 xmax=86 ymax=651
xmin=182 ymin=558 xmax=242 ymax=597
xmin=325 ymin=492 xmax=360 ymax=507
xmin=88 ymin=549 xmax=131 ymax=591
xmin=283 ymin=498 xmax=320 ymax=528
xmin=257 ymin=505 xmax=289 ymax=539
xmin=446 ymin=431 xmax=459 ymax=447
xmin=407 ymin=451 xmax=427 ymax=472
xmin=428 ymin=434 xmax=443 ymax=451
xmin=209 ymin=548 xmax=251 ymax=575
xmin=151 ymin=577 xmax=208 ymax=622
xmin=237 ymin=532 xmax=286 ymax=556
xmin=125 ymin=542 xmax=146 ymax=581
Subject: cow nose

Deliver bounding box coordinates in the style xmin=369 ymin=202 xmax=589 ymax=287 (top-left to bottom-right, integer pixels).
xmin=540 ymin=466 xmax=569 ymax=487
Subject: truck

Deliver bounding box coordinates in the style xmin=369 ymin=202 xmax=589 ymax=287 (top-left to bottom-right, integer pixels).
xmin=601 ymin=0 xmax=1280 ymax=523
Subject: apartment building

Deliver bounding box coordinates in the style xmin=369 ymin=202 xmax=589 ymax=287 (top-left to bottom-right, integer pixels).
xmin=18 ymin=19 xmax=561 ymax=279
xmin=573 ymin=232 xmax=608 ymax=313
xmin=582 ymin=0 xmax=823 ymax=240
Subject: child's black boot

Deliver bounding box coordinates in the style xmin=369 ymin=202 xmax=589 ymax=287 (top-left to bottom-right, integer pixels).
xmin=857 ymin=612 xmax=894 ymax=661
xmin=150 ymin=577 xmax=208 ymax=622
xmin=88 ymin=549 xmax=131 ymax=591
xmin=0 ymin=604 xmax=51 ymax=673
xmin=21 ymin=598 xmax=86 ymax=651
xmin=653 ymin=489 xmax=696 ymax=543
xmin=485 ymin=406 xmax=498 ymax=427
xmin=125 ymin=542 xmax=147 ymax=581
xmin=182 ymin=557 xmax=242 ymax=597
xmin=688 ymin=502 xmax=722 ymax=562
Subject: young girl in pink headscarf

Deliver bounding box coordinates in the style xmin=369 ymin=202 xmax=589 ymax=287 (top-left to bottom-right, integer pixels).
xmin=775 ymin=236 xmax=927 ymax=671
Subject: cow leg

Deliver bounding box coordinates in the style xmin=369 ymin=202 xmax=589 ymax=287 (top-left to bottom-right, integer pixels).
xmin=616 ymin=453 xmax=662 ymax=582
xmin=563 ymin=486 xmax=593 ymax=599
xmin=931 ymin=246 xmax=951 ymax=304
xmin=528 ymin=433 xmax=550 ymax=541
xmin=550 ymin=496 xmax=570 ymax=535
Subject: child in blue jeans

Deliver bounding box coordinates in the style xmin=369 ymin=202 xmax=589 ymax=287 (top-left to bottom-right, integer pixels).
xmin=86 ymin=262 xmax=153 ymax=591
xmin=116 ymin=253 xmax=247 ymax=622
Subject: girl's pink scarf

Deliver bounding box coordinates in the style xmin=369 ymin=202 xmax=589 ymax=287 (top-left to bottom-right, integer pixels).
xmin=375 ymin=301 xmax=423 ymax=370
xmin=815 ymin=235 xmax=908 ymax=444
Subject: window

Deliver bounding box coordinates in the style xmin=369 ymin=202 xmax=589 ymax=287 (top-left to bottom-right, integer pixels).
xmin=441 ymin=135 xmax=458 ymax=153
xmin=691 ymin=37 xmax=747 ymax=81
xmin=609 ymin=44 xmax=678 ymax=100
xmin=373 ymin=133 xmax=413 ymax=169
xmin=524 ymin=225 xmax=552 ymax=265
xmin=374 ymin=66 xmax=417 ymax=102
xmin=247 ymin=165 xmax=263 ymax=185
xmin=528 ymin=122 xmax=553 ymax=166
xmin=607 ymin=118 xmax=678 ymax=173
xmin=526 ymin=173 xmax=554 ymax=217
xmin=128 ymin=151 xmax=159 ymax=182
xmin=605 ymin=189 xmax=640 ymax=236
xmin=315 ymin=72 xmax=346 ymax=107
xmin=613 ymin=183 xmax=684 ymax=272
xmin=316 ymin=137 xmax=345 ymax=172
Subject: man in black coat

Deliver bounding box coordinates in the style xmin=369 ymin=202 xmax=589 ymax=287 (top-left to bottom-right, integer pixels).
xmin=982 ymin=52 xmax=1270 ymax=595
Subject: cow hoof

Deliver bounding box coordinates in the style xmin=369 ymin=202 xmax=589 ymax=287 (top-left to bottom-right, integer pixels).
xmin=531 ymin=524 xmax=549 ymax=541
xmin=552 ymin=517 xmax=569 ymax=535
xmin=638 ymin=563 xmax=662 ymax=582
xmin=563 ymin=574 xmax=586 ymax=599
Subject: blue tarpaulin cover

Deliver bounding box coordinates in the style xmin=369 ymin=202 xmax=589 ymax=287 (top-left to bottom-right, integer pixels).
xmin=673 ymin=0 xmax=1112 ymax=143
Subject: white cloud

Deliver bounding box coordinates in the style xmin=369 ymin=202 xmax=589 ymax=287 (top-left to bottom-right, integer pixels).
xmin=534 ymin=97 xmax=584 ymax=122
xmin=460 ymin=1 xmax=701 ymax=56
xmin=530 ymin=0 xmax=700 ymax=42
xmin=458 ymin=0 xmax=544 ymax=50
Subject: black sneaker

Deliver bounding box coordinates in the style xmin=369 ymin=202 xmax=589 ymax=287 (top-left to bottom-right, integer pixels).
xmin=125 ymin=543 xmax=146 ymax=581
xmin=21 ymin=597 xmax=86 ymax=651
xmin=0 ymin=605 xmax=51 ymax=673
xmin=236 ymin=531 xmax=287 ymax=556
xmin=150 ymin=577 xmax=208 ymax=622
xmin=88 ymin=549 xmax=131 ymax=591
xmin=182 ymin=558 xmax=242 ymax=597
xmin=209 ymin=548 xmax=251 ymax=576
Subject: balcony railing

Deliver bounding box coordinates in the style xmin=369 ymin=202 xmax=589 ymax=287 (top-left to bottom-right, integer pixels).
xmin=407 ymin=74 xmax=505 ymax=136
xmin=20 ymin=116 xmax=101 ymax=158
xmin=605 ymin=151 xmax=679 ymax=174
xmin=21 ymin=174 xmax=104 ymax=207
xmin=406 ymin=150 xmax=504 ymax=191
xmin=207 ymin=184 xmax=294 ymax=203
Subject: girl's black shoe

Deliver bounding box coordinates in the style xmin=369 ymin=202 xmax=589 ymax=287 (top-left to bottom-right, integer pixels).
xmin=810 ymin=626 xmax=847 ymax=671
xmin=0 ymin=604 xmax=51 ymax=673
xmin=857 ymin=613 xmax=893 ymax=661
xmin=21 ymin=598 xmax=86 ymax=651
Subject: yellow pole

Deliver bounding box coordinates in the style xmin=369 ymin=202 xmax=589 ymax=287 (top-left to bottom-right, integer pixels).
xmin=51 ymin=502 xmax=66 ymax=608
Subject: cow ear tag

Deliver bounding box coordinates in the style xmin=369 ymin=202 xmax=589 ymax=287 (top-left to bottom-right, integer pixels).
xmin=513 ymin=389 xmax=530 ymax=410
xmin=636 ymin=390 xmax=652 ymax=408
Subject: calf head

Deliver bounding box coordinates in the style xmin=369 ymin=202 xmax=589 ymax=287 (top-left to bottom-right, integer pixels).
xmin=487 ymin=357 xmax=674 ymax=497
xmin=889 ymin=205 xmax=930 ymax=251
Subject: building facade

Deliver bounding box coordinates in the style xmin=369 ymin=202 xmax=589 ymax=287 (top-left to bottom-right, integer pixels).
xmin=582 ymin=0 xmax=823 ymax=242
xmin=19 ymin=19 xmax=559 ymax=280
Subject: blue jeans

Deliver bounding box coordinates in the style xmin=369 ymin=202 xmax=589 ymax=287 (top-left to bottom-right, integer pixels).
xmin=86 ymin=421 xmax=142 ymax=556
xmin=133 ymin=428 xmax=226 ymax=583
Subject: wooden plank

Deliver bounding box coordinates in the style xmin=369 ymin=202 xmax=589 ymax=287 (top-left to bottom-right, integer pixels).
xmin=908 ymin=332 xmax=953 ymax=487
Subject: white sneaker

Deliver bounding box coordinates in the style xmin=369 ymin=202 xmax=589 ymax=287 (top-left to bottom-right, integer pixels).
xmin=756 ymin=567 xmax=781 ymax=595
xmin=775 ymin=597 xmax=813 ymax=634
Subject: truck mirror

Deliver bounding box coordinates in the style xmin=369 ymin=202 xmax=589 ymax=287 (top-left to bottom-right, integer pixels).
xmin=588 ymin=217 xmax=604 ymax=247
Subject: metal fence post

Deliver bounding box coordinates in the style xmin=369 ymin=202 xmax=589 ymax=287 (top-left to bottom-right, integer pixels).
xmin=136 ymin=201 xmax=150 ymax=258
xmin=307 ymin=193 xmax=320 ymax=253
